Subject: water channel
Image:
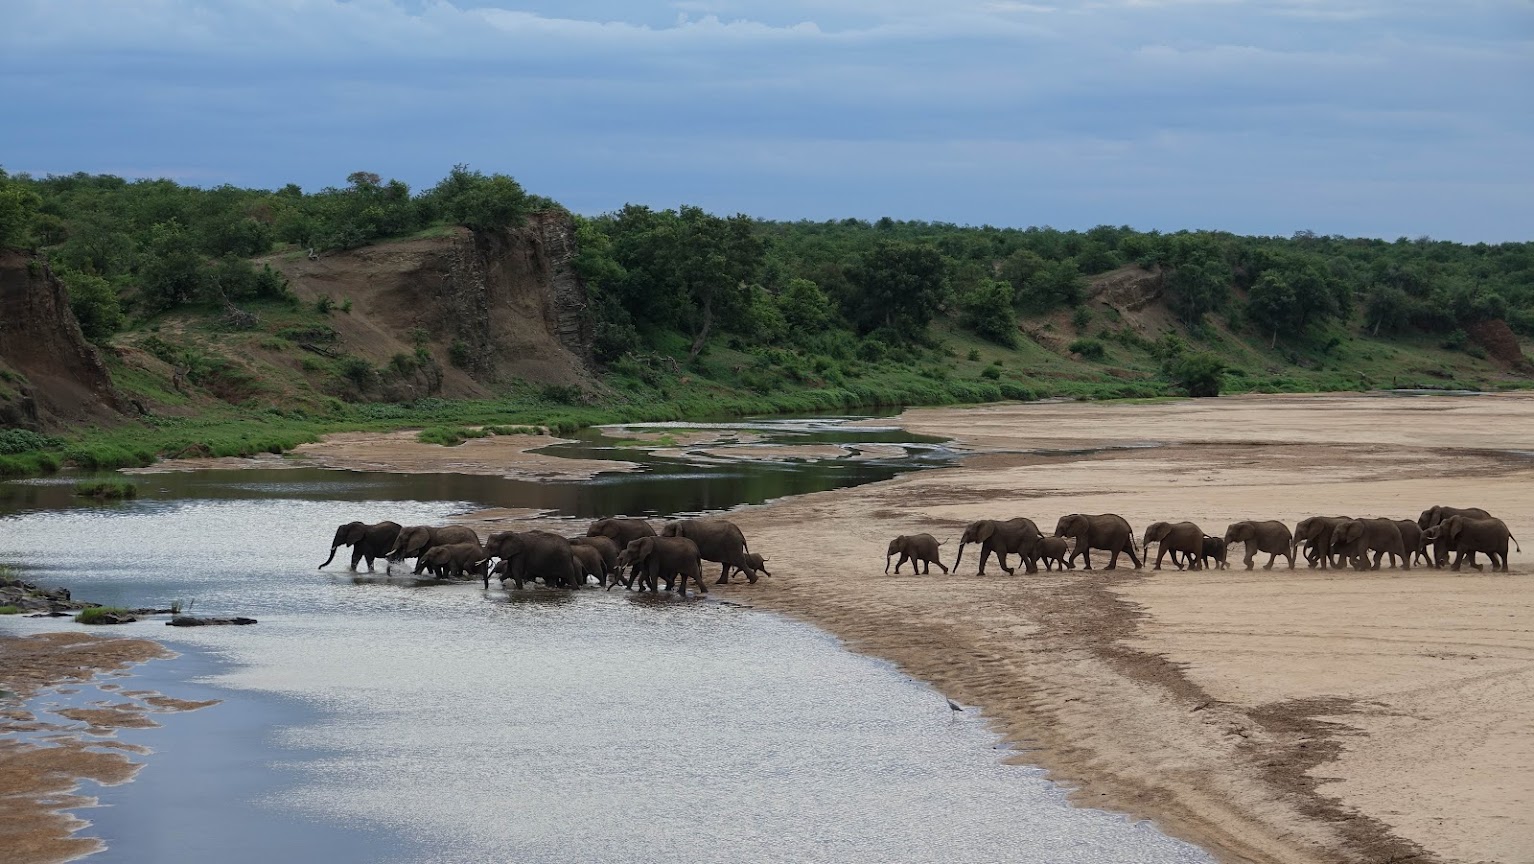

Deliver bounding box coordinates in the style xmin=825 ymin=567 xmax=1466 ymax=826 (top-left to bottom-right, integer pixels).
xmin=0 ymin=417 xmax=1213 ymax=864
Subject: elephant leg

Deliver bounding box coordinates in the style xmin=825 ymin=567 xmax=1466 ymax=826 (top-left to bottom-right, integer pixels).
xmin=1152 ymin=547 xmax=1165 ymax=571
xmin=1450 ymin=551 xmax=1463 ymax=572
xmin=1125 ymin=542 xmax=1142 ymax=569
xmin=922 ymin=559 xmax=931 ymax=575
xmin=977 ymin=545 xmax=994 ymax=576
xmin=1370 ymin=550 xmax=1383 ymax=570
xmin=936 ymin=559 xmax=949 ymax=574
xmin=350 ymin=547 xmax=364 ymax=572
xmin=364 ymin=555 xmax=376 ymax=573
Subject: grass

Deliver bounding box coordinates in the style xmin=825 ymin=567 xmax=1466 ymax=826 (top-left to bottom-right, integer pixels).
xmin=74 ymin=481 xmax=139 ymax=500
xmin=75 ymin=606 xmax=134 ymax=624
xmin=0 ymin=606 xmax=20 ymax=615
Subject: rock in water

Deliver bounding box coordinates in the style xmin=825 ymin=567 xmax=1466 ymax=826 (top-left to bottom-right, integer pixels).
xmin=167 ymin=616 xmax=258 ymax=627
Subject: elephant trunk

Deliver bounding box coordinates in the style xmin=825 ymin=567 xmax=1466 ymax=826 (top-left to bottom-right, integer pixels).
xmin=318 ymin=544 xmax=341 ymax=570
xmin=953 ymin=542 xmax=966 ymax=569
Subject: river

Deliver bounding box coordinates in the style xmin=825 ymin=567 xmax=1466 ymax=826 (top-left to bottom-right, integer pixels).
xmin=0 ymin=418 xmax=1213 ymax=864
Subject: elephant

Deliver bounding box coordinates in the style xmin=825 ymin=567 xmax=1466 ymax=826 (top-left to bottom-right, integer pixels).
xmin=1054 ymin=514 xmax=1141 ymax=570
xmin=483 ymin=530 xmax=580 ymax=590
xmin=723 ymin=552 xmax=771 ymax=583
xmin=1142 ymin=521 xmax=1204 ymax=570
xmin=570 ymin=536 xmax=620 ymax=582
xmin=388 ymin=525 xmax=480 ymax=571
xmin=617 ymin=536 xmax=707 ymax=597
xmin=1198 ymin=535 xmax=1229 ymax=570
xmin=1223 ymin=520 xmax=1295 ymax=570
xmin=1394 ymin=520 xmax=1430 ymax=567
xmin=569 ymin=543 xmax=607 ymax=587
xmin=885 ymin=534 xmax=948 ymax=575
xmin=586 ymin=517 xmax=657 ymax=548
xmin=1292 ymin=516 xmax=1352 ymax=569
xmin=1423 ymin=515 xmax=1520 ymax=572
xmin=419 ymin=542 xmax=489 ymax=580
xmin=1035 ymin=536 xmax=1073 ymax=572
xmin=1418 ymin=506 xmax=1492 ymax=568
xmin=955 ymin=518 xmax=1041 ymax=575
xmin=661 ymin=519 xmax=759 ymax=585
xmin=1331 ymin=518 xmax=1409 ymax=570
xmin=318 ymin=520 xmax=401 ymax=572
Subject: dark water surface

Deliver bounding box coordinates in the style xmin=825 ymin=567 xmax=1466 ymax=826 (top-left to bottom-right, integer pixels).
xmin=0 ymin=418 xmax=1212 ymax=864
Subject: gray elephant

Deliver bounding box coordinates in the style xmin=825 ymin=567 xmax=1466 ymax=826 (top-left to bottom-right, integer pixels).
xmin=1198 ymin=535 xmax=1229 ymax=570
xmin=318 ymin=520 xmax=402 ymax=571
xmin=484 ymin=530 xmax=580 ymax=590
xmin=617 ymin=536 xmax=707 ymax=596
xmin=661 ymin=519 xmax=758 ymax=584
xmin=586 ymin=517 xmax=657 ymax=548
xmin=1423 ymin=515 xmax=1520 ymax=572
xmin=419 ymin=542 xmax=489 ymax=580
xmin=1418 ymin=506 xmax=1492 ymax=568
xmin=1394 ymin=520 xmax=1430 ymax=567
xmin=1223 ymin=520 xmax=1295 ymax=570
xmin=570 ymin=536 xmax=620 ymax=582
xmin=1054 ymin=514 xmax=1141 ymax=570
xmin=955 ymin=518 xmax=1041 ymax=575
xmin=1035 ymin=536 xmax=1073 ymax=572
xmin=1292 ymin=516 xmax=1351 ymax=569
xmin=724 ymin=552 xmax=771 ymax=583
xmin=1331 ymin=518 xmax=1409 ymax=570
xmin=886 ymin=534 xmax=948 ymax=575
xmin=569 ymin=543 xmax=607 ymax=587
xmin=388 ymin=525 xmax=480 ymax=571
xmin=1142 ymin=521 xmax=1204 ymax=570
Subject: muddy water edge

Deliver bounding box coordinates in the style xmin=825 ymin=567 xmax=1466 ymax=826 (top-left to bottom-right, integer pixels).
xmin=0 ymin=417 xmax=1215 ymax=864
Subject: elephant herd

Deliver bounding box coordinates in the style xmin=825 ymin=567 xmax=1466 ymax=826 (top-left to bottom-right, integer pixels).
xmin=317 ymin=516 xmax=770 ymax=597
xmin=886 ymin=505 xmax=1521 ymax=576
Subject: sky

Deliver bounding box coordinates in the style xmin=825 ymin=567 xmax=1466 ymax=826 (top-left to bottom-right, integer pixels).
xmin=1 ymin=1 xmax=1531 ymax=241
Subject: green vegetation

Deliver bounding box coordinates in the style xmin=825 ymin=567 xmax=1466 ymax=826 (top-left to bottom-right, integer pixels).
xmin=0 ymin=606 xmax=21 ymax=615
xmin=75 ymin=606 xmax=133 ymax=624
xmin=74 ymin=481 xmax=139 ymax=500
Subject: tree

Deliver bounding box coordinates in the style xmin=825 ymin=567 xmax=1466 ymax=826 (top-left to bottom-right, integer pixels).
xmin=958 ymin=278 xmax=1018 ymax=346
xmin=428 ymin=164 xmax=532 ymax=232
xmin=1019 ymin=258 xmax=1083 ymax=311
xmin=0 ymin=184 xmax=41 ymax=248
xmin=1364 ymin=285 xmax=1410 ymax=336
xmin=778 ymin=277 xmax=834 ymax=331
xmin=1246 ymin=271 xmax=1298 ymax=347
xmin=1167 ymin=253 xmax=1230 ymax=325
xmin=138 ymin=220 xmax=206 ymax=309
xmin=845 ymin=241 xmax=948 ymax=336
xmin=1168 ymin=351 xmax=1225 ymax=397
xmin=59 ymin=269 xmax=123 ymax=342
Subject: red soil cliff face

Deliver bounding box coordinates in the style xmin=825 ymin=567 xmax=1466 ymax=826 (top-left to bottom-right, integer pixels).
xmin=0 ymin=251 xmax=124 ymax=431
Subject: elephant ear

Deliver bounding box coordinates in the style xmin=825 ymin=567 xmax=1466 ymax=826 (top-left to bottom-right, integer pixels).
xmin=976 ymin=522 xmax=996 ymax=543
xmin=1446 ymin=518 xmax=1463 ymax=543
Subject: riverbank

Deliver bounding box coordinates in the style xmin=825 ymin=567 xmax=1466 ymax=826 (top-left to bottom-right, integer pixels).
xmin=711 ymin=393 xmax=1534 ymax=864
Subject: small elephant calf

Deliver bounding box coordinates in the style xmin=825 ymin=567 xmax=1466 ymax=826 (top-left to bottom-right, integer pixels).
xmin=886 ymin=534 xmax=948 ymax=575
xmin=1035 ymin=536 xmax=1073 ymax=571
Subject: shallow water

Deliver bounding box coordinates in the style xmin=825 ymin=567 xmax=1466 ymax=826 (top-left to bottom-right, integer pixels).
xmin=0 ymin=418 xmax=1213 ymax=864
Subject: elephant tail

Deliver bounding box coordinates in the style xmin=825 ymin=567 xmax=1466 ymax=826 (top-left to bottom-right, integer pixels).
xmin=1512 ymin=533 xmax=1522 ymax=553
xmin=318 ymin=544 xmax=340 ymax=570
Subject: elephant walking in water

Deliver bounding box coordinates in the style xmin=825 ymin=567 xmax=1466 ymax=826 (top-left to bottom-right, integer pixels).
xmin=1224 ymin=520 xmax=1295 ymax=570
xmin=419 ymin=542 xmax=489 ymax=581
xmin=617 ymin=536 xmax=708 ymax=596
xmin=318 ymin=521 xmax=401 ymax=572
xmin=661 ymin=519 xmax=759 ymax=584
xmin=955 ymin=518 xmax=1041 ymax=575
xmin=886 ymin=534 xmax=948 ymax=575
xmin=484 ymin=530 xmax=580 ymax=590
xmin=388 ymin=525 xmax=480 ymax=573
xmin=1054 ymin=514 xmax=1140 ymax=570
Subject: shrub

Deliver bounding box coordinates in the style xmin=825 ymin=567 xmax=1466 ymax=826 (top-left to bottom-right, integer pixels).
xmin=338 ymin=357 xmax=375 ymax=389
xmin=314 ymin=294 xmax=335 ymax=315
xmin=1168 ymin=351 xmax=1226 ymax=397
xmin=74 ymin=481 xmax=138 ymax=500
xmin=980 ymin=366 xmax=1001 ymax=380
xmin=59 ymin=269 xmax=124 ymax=343
xmin=1072 ymin=306 xmax=1093 ymax=333
xmin=339 ymin=298 xmax=354 ymax=314
xmin=1441 ymin=329 xmax=1469 ymax=351
xmin=0 ymin=429 xmax=60 ymax=455
xmin=75 ymin=606 xmax=134 ymax=624
xmin=448 ymin=340 xmax=472 ymax=368
xmin=539 ymin=384 xmax=584 ymax=404
xmin=1068 ymin=338 xmax=1107 ymax=360
xmin=0 ymin=606 xmax=20 ymax=615
xmin=966 ymin=348 xmax=981 ymax=362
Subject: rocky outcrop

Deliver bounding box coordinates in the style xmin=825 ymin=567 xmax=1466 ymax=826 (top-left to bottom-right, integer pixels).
xmin=1090 ymin=265 xmax=1166 ymax=312
xmin=1466 ymin=319 xmax=1533 ymax=373
xmin=0 ymin=251 xmax=125 ymax=430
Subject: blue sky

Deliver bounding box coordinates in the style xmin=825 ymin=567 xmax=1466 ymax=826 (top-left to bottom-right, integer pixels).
xmin=2 ymin=1 xmax=1530 ymax=241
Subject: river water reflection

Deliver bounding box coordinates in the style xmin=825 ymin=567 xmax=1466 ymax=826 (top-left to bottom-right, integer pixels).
xmin=0 ymin=418 xmax=1212 ymax=864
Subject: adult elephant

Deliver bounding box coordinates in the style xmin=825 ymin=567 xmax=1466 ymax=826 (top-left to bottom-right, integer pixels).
xmin=484 ymin=530 xmax=580 ymax=590
xmin=569 ymin=543 xmax=608 ymax=587
xmin=318 ymin=520 xmax=401 ymax=572
xmin=1054 ymin=514 xmax=1140 ymax=570
xmin=1331 ymin=518 xmax=1409 ymax=570
xmin=1292 ymin=516 xmax=1351 ymax=569
xmin=1224 ymin=520 xmax=1295 ymax=570
xmin=661 ymin=519 xmax=758 ymax=584
xmin=1425 ymin=516 xmax=1520 ymax=573
xmin=586 ymin=518 xmax=657 ymax=548
xmin=886 ymin=534 xmax=948 ymax=575
xmin=1142 ymin=521 xmax=1204 ymax=570
xmin=388 ymin=525 xmax=480 ymax=571
xmin=617 ymin=536 xmax=707 ymax=597
xmin=954 ymin=518 xmax=1041 ymax=575
xmin=1418 ymin=506 xmax=1492 ymax=568
xmin=419 ymin=542 xmax=489 ymax=580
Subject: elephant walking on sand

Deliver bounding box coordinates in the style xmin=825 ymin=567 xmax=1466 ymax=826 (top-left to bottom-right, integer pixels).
xmin=955 ymin=518 xmax=1042 ymax=575
xmin=617 ymin=536 xmax=708 ymax=596
xmin=1035 ymin=536 xmax=1073 ymax=572
xmin=1055 ymin=514 xmax=1141 ymax=570
xmin=1331 ymin=518 xmax=1409 ymax=570
xmin=1292 ymin=516 xmax=1351 ymax=569
xmin=886 ymin=534 xmax=948 ymax=575
xmin=1418 ymin=506 xmax=1492 ymax=569
xmin=1224 ymin=521 xmax=1295 ymax=570
xmin=319 ymin=520 xmax=402 ymax=572
xmin=1198 ymin=535 xmax=1229 ymax=570
xmin=1394 ymin=520 xmax=1430 ymax=567
xmin=1142 ymin=521 xmax=1204 ymax=570
xmin=661 ymin=519 xmax=759 ymax=584
xmin=1423 ymin=516 xmax=1520 ymax=573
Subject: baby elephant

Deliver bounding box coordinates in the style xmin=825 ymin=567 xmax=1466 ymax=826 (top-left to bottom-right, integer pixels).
xmin=1199 ymin=535 xmax=1229 ymax=570
xmin=886 ymin=534 xmax=948 ymax=575
xmin=721 ymin=552 xmax=771 ymax=584
xmin=419 ymin=542 xmax=488 ymax=580
xmin=1035 ymin=536 xmax=1073 ymax=572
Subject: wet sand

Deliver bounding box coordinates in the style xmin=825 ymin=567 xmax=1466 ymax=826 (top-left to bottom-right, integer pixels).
xmin=0 ymin=633 xmax=216 ymax=864
xmin=717 ymin=394 xmax=1534 ymax=864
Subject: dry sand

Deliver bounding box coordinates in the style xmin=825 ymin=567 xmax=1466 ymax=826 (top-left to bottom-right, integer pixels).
xmin=0 ymin=632 xmax=216 ymax=864
xmin=711 ymin=393 xmax=1534 ymax=864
